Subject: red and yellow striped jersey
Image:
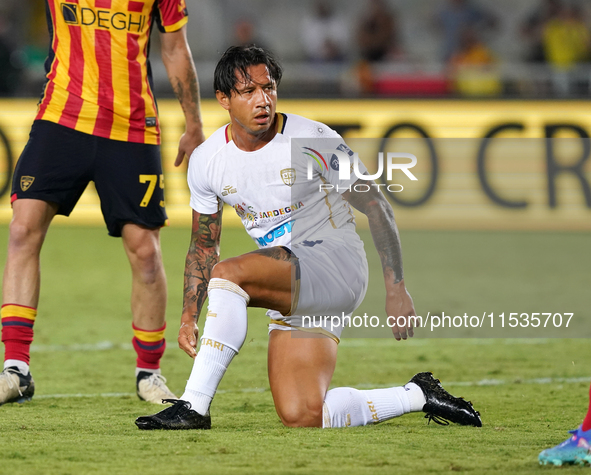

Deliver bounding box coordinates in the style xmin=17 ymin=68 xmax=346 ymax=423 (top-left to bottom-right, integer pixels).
xmin=36 ymin=0 xmax=188 ymax=144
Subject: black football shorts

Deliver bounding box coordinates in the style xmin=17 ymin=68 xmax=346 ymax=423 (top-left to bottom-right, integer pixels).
xmin=11 ymin=120 xmax=167 ymax=237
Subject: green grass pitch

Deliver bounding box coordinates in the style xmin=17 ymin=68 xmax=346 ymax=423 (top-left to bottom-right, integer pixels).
xmin=0 ymin=223 xmax=589 ymax=474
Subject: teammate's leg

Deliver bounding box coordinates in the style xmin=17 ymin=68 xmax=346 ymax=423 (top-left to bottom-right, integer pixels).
xmin=0 ymin=199 xmax=57 ymax=404
xmin=121 ymin=223 xmax=175 ymax=403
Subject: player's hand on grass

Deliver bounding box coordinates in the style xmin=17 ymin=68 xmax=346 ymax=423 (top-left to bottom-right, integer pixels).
xmin=178 ymin=318 xmax=199 ymax=358
xmin=386 ymin=279 xmax=416 ymax=341
xmin=175 ymin=128 xmax=206 ymax=167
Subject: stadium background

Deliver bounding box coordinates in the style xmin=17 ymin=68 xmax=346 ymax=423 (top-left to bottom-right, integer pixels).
xmin=1 ymin=99 xmax=590 ymax=231
xmin=0 ymin=0 xmax=590 ymax=231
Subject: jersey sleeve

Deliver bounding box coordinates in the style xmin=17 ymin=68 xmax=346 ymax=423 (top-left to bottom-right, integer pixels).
xmin=187 ymin=150 xmax=222 ymax=214
xmin=154 ymin=0 xmax=189 ymax=33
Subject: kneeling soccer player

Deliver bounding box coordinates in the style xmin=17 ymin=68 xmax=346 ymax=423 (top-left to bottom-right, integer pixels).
xmin=136 ymin=46 xmax=482 ymax=430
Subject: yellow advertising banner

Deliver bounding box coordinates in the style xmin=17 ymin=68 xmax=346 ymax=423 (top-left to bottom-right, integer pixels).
xmin=0 ymin=98 xmax=589 ymax=230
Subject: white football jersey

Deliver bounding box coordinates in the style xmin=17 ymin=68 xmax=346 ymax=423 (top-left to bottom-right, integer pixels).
xmin=187 ymin=113 xmax=367 ymax=249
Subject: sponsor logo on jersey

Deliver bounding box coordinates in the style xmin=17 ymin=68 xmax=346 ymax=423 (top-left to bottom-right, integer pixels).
xmin=222 ymin=184 xmax=237 ymax=196
xmin=280 ymin=168 xmax=296 ymax=187
xmin=60 ymin=3 xmax=147 ymax=32
xmin=302 ymin=145 xmax=354 ymax=175
xmin=20 ymin=176 xmax=35 ymax=191
xmin=259 ymin=201 xmax=304 ymax=220
xmin=233 ymin=202 xmax=257 ymax=224
xmin=61 ymin=3 xmax=78 ymax=23
xmin=255 ymin=221 xmax=293 ymax=247
xmin=302 ymin=147 xmax=328 ymax=170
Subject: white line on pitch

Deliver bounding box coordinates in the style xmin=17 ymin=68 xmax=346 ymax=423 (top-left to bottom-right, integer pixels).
xmin=33 ymin=376 xmax=591 ymax=400
xmin=35 ymin=392 xmax=136 ymax=399
xmin=30 ymin=341 xmax=133 ymax=352
xmin=29 ymin=338 xmax=556 ymax=353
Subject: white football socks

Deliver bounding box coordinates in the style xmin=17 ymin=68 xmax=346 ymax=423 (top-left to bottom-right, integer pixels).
xmin=322 ymin=382 xmax=426 ymax=428
xmin=181 ymin=278 xmax=249 ymax=415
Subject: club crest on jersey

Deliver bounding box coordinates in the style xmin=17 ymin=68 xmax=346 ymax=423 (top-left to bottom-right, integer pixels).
xmin=281 ymin=168 xmax=296 ymax=187
xmin=20 ymin=176 xmax=35 ymax=192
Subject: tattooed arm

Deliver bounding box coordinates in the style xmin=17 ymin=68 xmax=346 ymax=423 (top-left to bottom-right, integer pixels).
xmin=343 ymin=178 xmax=416 ymax=340
xmin=160 ymin=25 xmax=206 ymax=166
xmin=178 ymin=208 xmax=223 ymax=357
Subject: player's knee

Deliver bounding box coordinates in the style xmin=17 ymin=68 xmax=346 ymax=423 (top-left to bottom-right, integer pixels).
xmin=127 ymin=241 xmax=163 ymax=282
xmin=8 ymin=219 xmax=45 ymax=252
xmin=277 ymin=399 xmax=324 ymax=428
xmin=210 ymin=258 xmax=246 ymax=286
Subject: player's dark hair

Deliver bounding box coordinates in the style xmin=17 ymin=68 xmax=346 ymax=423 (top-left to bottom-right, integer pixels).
xmin=214 ymin=45 xmax=283 ymax=96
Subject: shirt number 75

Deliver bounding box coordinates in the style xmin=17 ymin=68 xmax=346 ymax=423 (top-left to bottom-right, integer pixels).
xmin=139 ymin=174 xmax=164 ymax=207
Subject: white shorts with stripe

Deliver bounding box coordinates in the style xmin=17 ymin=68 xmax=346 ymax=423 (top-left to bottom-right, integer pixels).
xmin=268 ymin=229 xmax=369 ymax=343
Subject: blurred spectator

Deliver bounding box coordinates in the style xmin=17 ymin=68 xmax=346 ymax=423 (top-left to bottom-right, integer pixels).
xmin=543 ymin=3 xmax=590 ymax=69
xmin=356 ymin=0 xmax=401 ymax=63
xmin=436 ymin=0 xmax=498 ymax=63
xmin=450 ymin=27 xmax=496 ymax=66
xmin=542 ymin=2 xmax=590 ymax=95
xmin=520 ymin=0 xmax=563 ymax=63
xmin=232 ymin=18 xmax=269 ymax=50
xmin=301 ymin=0 xmax=349 ymax=62
xmin=449 ymin=27 xmax=502 ymax=96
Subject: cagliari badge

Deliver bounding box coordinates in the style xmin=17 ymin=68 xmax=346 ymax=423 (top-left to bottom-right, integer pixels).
xmin=280 ymin=168 xmax=295 ymax=187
